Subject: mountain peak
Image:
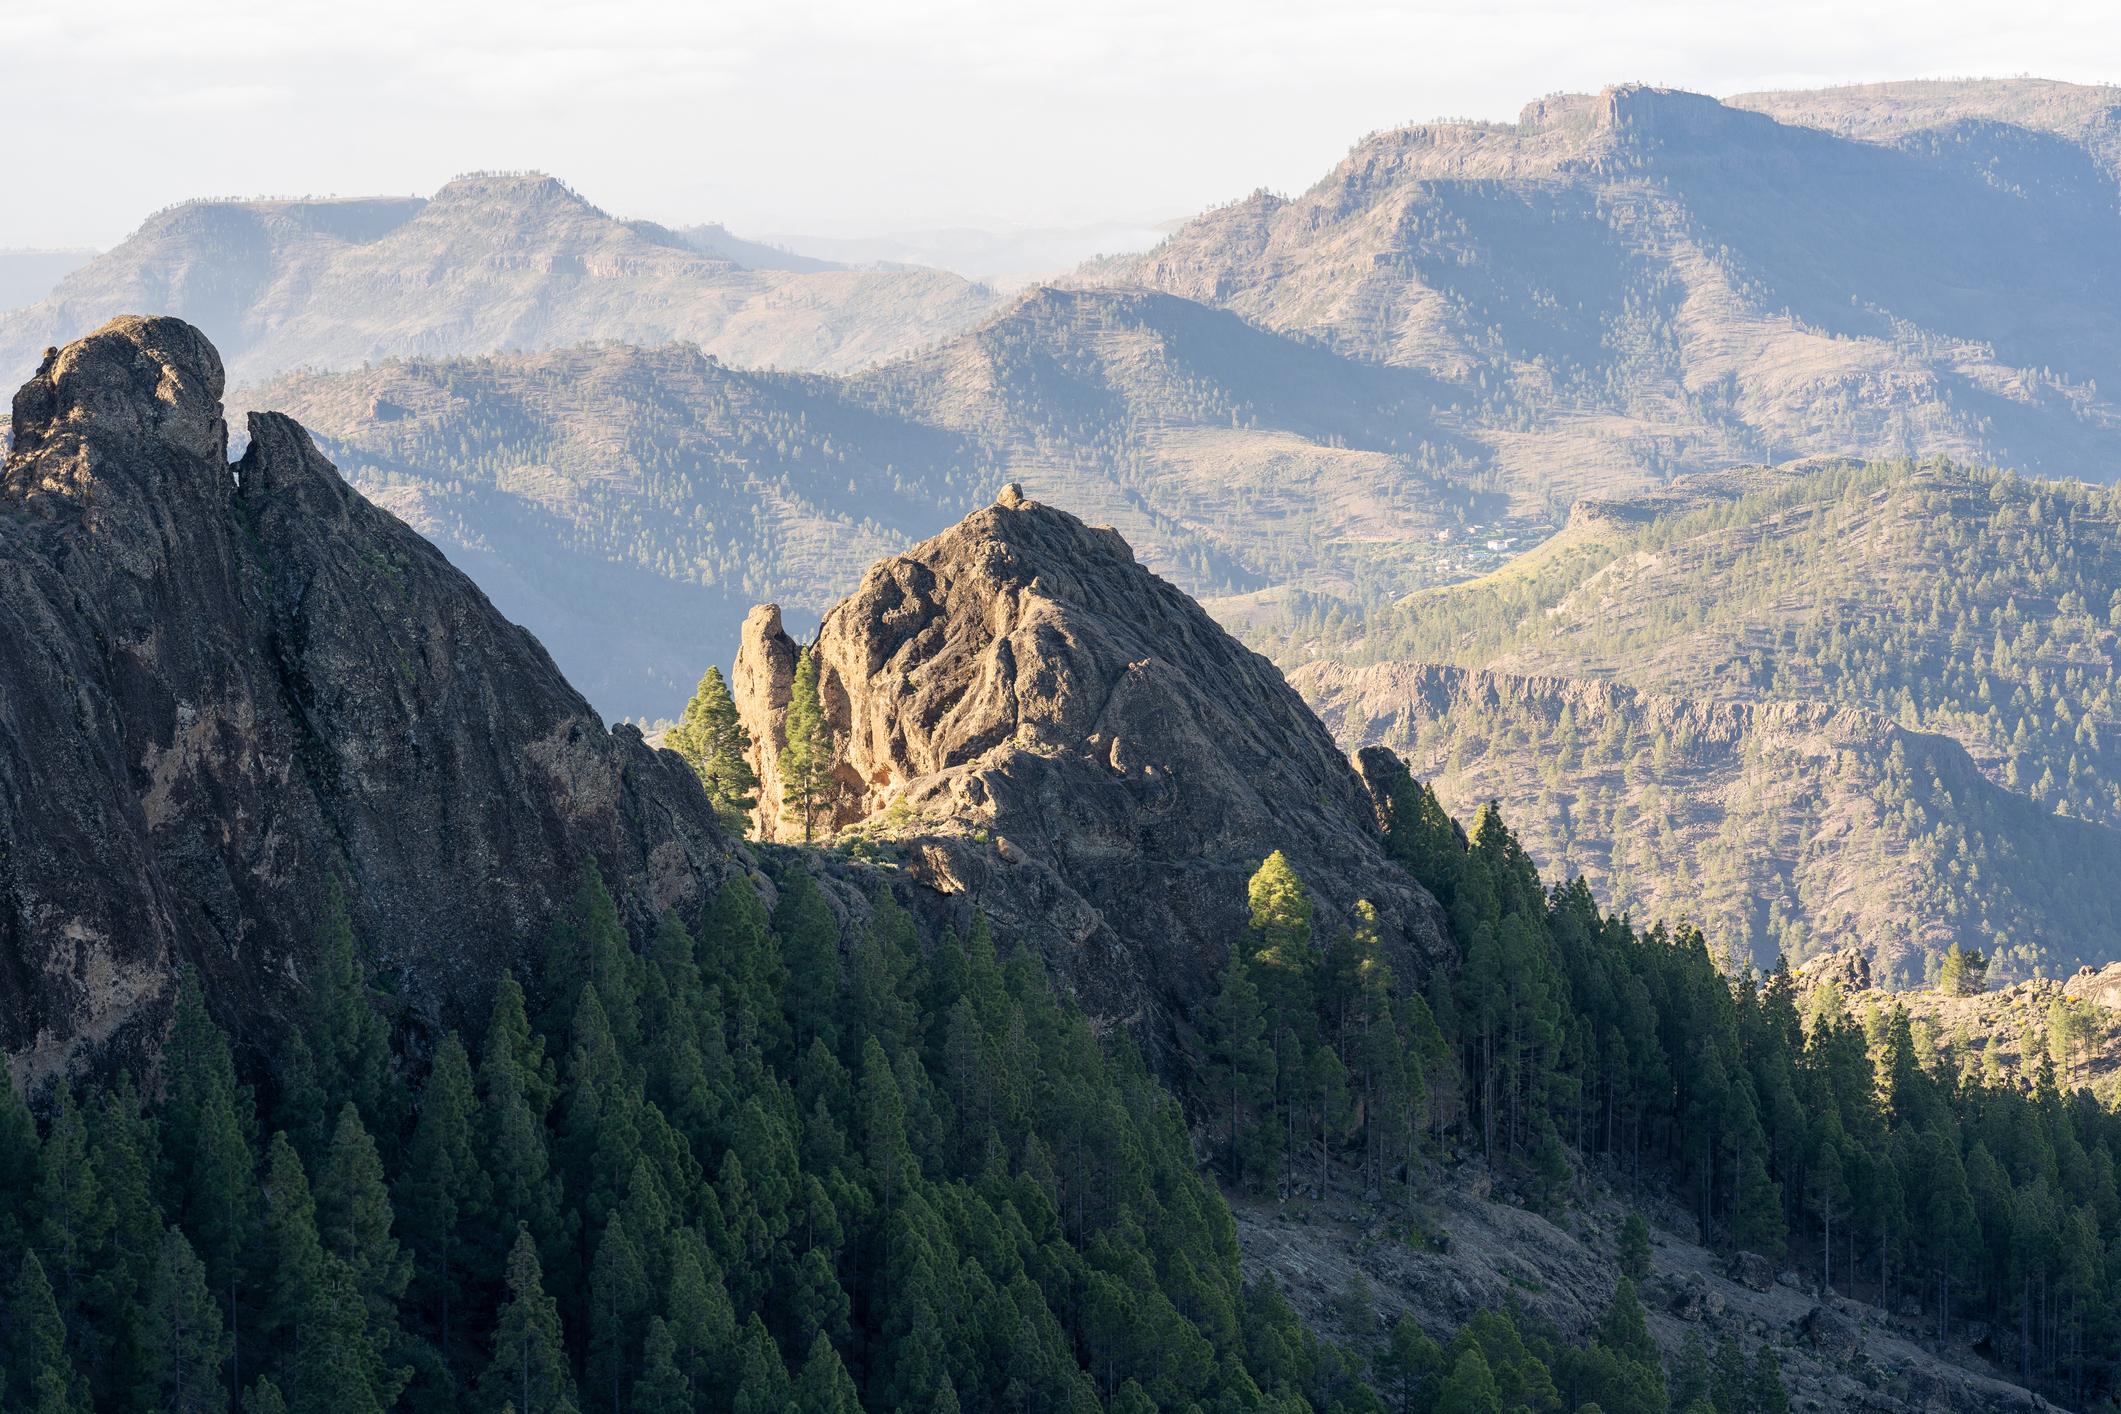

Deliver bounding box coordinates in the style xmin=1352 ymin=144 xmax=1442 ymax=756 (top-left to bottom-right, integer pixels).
xmin=6 ymin=315 xmax=229 ymax=513
xmin=733 ymin=497 xmax=1448 ymax=1057
xmin=0 ymin=317 xmax=738 ymax=1080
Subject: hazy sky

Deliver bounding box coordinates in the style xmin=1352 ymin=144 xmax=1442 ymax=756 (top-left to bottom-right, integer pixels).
xmin=5 ymin=0 xmax=2120 ymax=249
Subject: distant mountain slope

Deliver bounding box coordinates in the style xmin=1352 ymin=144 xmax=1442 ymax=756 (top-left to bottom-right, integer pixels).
xmin=0 ymin=173 xmax=1000 ymax=387
xmin=1092 ymin=84 xmax=2121 ymax=495
xmin=1277 ymin=459 xmax=2121 ymax=981
xmin=1728 ymin=77 xmax=2121 ymax=184
xmin=248 ymin=286 xmax=1500 ymax=716
xmin=1296 ymin=659 xmax=2121 ymax=984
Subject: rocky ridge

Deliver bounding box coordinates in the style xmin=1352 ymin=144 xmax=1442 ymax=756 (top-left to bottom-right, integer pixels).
xmin=0 ymin=316 xmax=739 ymax=1082
xmin=734 ymin=486 xmax=1453 ymax=1051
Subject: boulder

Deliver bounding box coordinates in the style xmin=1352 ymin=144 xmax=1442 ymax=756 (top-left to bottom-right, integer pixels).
xmin=1727 ymin=1251 xmax=1778 ymax=1292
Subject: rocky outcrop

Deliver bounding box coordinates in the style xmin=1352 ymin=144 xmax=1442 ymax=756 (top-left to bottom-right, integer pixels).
xmin=734 ymin=485 xmax=1451 ymax=1055
xmin=0 ymin=316 xmax=739 ymax=1084
xmin=2065 ymin=960 xmax=2121 ymax=1012
xmin=734 ymin=604 xmax=801 ymax=841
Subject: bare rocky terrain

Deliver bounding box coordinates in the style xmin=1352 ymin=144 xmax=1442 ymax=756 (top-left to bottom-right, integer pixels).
xmin=1237 ymin=1159 xmax=2058 ymax=1414
xmin=1095 ymin=81 xmax=2121 ymax=494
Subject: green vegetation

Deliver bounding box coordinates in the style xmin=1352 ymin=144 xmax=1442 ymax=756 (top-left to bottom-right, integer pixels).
xmin=12 ymin=761 xmax=2121 ymax=1408
xmin=666 ymin=667 xmax=757 ymax=830
xmin=1280 ymin=460 xmax=2121 ymax=982
xmin=781 ymin=650 xmax=837 ymax=843
xmin=1350 ymin=462 xmax=2121 ymax=827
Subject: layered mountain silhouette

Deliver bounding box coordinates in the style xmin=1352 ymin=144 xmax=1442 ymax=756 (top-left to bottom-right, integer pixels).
xmin=0 ymin=173 xmax=1001 ymax=387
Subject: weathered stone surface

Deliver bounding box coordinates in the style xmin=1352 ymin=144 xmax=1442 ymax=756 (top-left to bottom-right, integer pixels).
xmin=1801 ymin=1303 xmax=1863 ymax=1361
xmin=0 ymin=316 xmax=740 ymax=1084
xmin=734 ymin=603 xmax=800 ymax=841
xmin=2065 ymin=960 xmax=2121 ymax=1012
xmin=1728 ymin=1250 xmax=1779 ymax=1292
xmin=735 ymin=485 xmax=1452 ymax=1057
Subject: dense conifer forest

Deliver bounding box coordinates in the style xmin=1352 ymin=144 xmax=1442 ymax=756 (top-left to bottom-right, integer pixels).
xmin=4 ymin=771 xmax=2117 ymax=1410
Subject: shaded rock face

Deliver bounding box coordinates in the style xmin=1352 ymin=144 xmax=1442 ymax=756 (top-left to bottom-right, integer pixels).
xmin=735 ymin=486 xmax=1451 ymax=1053
xmin=0 ymin=317 xmax=738 ymax=1084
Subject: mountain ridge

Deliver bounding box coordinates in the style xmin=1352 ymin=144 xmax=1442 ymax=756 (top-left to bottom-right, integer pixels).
xmin=0 ymin=172 xmax=1003 ymax=388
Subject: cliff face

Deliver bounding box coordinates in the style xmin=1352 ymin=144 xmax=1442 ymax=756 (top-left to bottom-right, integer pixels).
xmin=736 ymin=486 xmax=1451 ymax=1051
xmin=0 ymin=316 xmax=739 ymax=1083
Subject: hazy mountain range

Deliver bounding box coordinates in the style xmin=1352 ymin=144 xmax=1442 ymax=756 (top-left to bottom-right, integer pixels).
xmin=0 ymin=172 xmax=1004 ymax=386
xmin=17 ymin=76 xmax=2121 ymax=980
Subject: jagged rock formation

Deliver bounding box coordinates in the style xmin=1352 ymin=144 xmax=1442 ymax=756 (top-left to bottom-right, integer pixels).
xmin=0 ymin=173 xmax=1000 ymax=387
xmin=734 ymin=603 xmax=801 ymax=841
xmin=734 ymin=486 xmax=1451 ymax=1050
xmin=0 ymin=316 xmax=738 ymax=1083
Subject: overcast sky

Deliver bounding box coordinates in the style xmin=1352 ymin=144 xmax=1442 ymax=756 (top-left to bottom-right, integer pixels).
xmin=4 ymin=0 xmax=2120 ymax=249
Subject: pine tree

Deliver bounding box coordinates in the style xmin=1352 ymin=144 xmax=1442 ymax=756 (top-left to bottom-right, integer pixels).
xmin=90 ymin=1073 xmax=163 ymax=1398
xmin=776 ymin=870 xmax=843 ymax=1055
xmin=587 ymin=1213 xmax=651 ymax=1413
xmin=1434 ymin=1345 xmax=1502 ymax=1414
xmin=1200 ymin=948 xmax=1276 ymax=1189
xmin=35 ymin=1085 xmax=112 ymax=1329
xmin=668 ymin=665 xmax=759 ymax=828
xmin=732 ymin=1313 xmax=793 ymax=1414
xmin=138 ymin=1226 xmax=230 ymax=1414
xmin=795 ymin=1331 xmax=862 ymax=1414
xmin=664 ymin=1228 xmax=736 ymax=1408
xmin=305 ymin=882 xmax=397 ymax=1145
xmin=1618 ymin=1212 xmax=1653 ymax=1281
xmin=293 ymin=1255 xmax=406 ymax=1414
xmin=257 ymin=1131 xmax=326 ymax=1376
xmin=0 ymin=1066 xmax=39 ymax=1263
xmin=1731 ymin=1149 xmax=1787 ymax=1261
xmin=780 ymin=648 xmax=837 ymax=842
xmin=400 ymin=1029 xmax=480 ymax=1365
xmin=480 ymin=1229 xmax=579 ymax=1414
xmin=11 ymin=1251 xmax=88 ymax=1414
xmin=241 ymin=1377 xmax=289 ymax=1414
xmin=316 ymin=1102 xmax=412 ymax=1370
xmin=632 ymin=1316 xmax=689 ymax=1414
xmin=1376 ymin=1313 xmax=1442 ymax=1414
xmin=478 ymin=979 xmax=563 ymax=1282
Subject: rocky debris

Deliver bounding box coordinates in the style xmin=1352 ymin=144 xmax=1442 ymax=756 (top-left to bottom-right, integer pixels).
xmin=1801 ymin=1304 xmax=1863 ymax=1361
xmin=1727 ymin=1250 xmax=1779 ymax=1291
xmin=1236 ymin=1159 xmax=2054 ymax=1414
xmin=0 ymin=316 xmax=739 ymax=1083
xmin=1801 ymin=947 xmax=1875 ymax=993
xmin=734 ymin=487 xmax=1452 ymax=1059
